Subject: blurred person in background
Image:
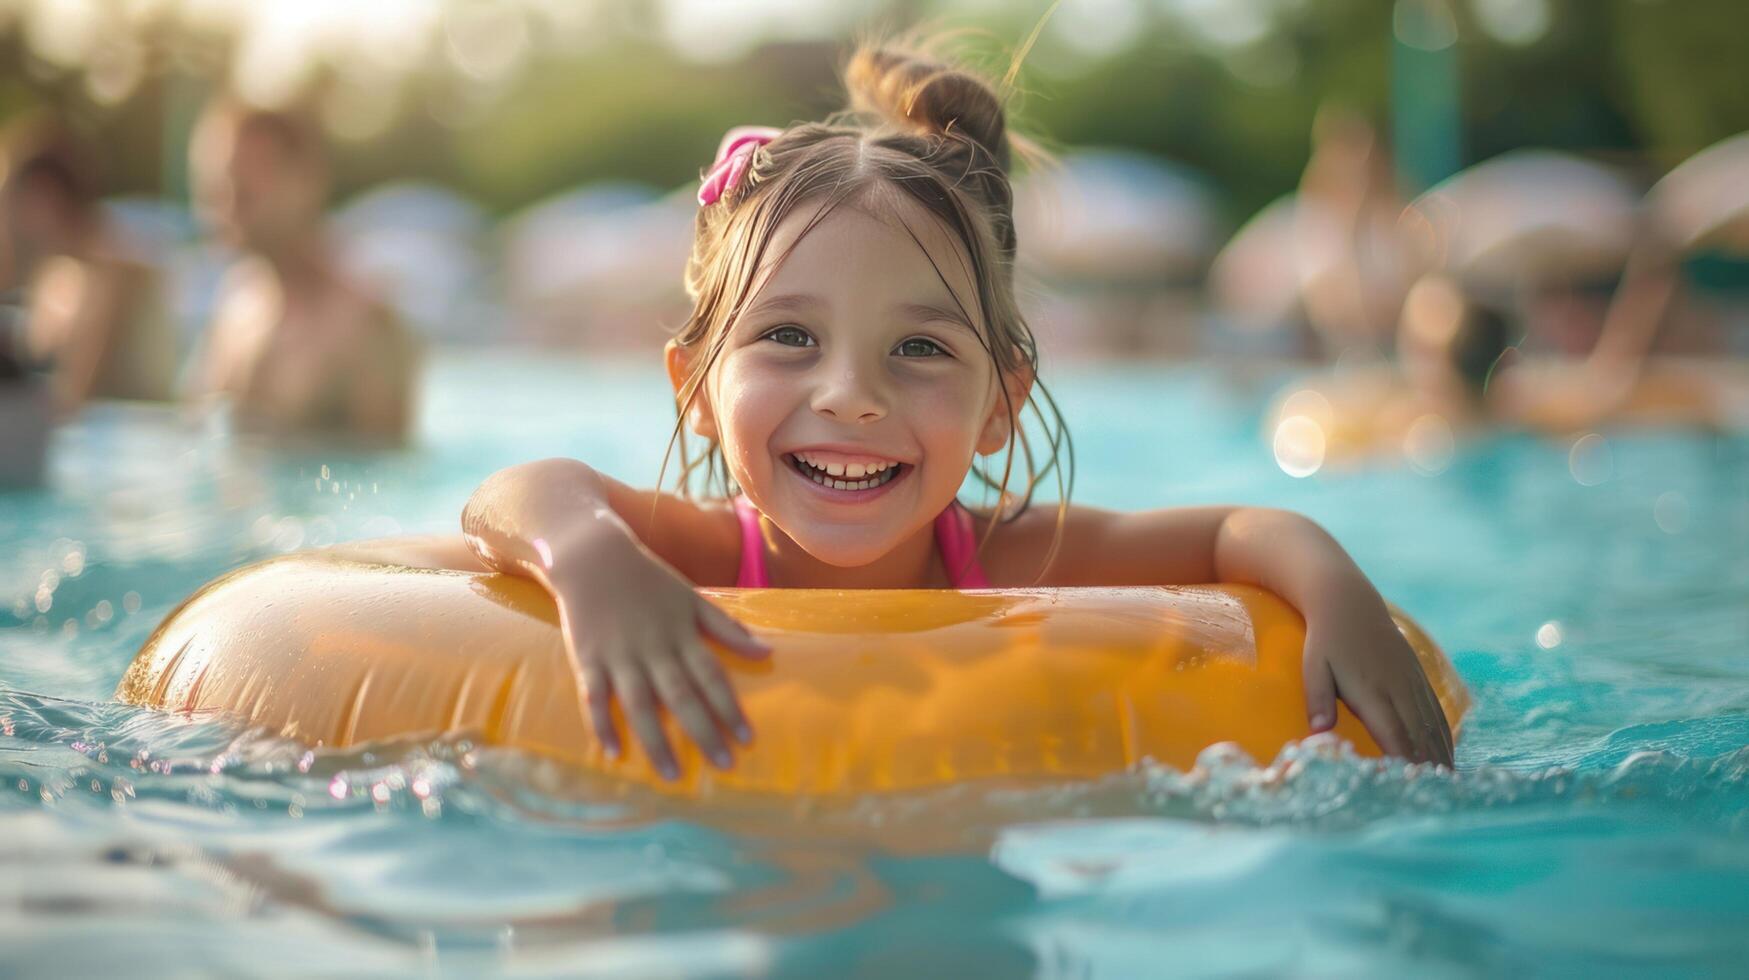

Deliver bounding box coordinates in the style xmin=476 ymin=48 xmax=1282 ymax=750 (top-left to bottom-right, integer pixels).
xmin=1209 ymin=107 xmax=1415 ymax=361
xmin=1269 ymin=267 xmax=1748 ymax=467
xmin=1401 ymin=273 xmax=1745 ymax=432
xmin=1361 ymin=272 xmax=1740 ymax=438
xmin=185 ymin=98 xmax=417 ymax=443
xmin=0 ymin=116 xmax=176 ymax=413
xmin=0 ymin=302 xmax=50 ymax=487
xmin=1295 ymin=106 xmax=1416 ymax=360
xmin=1602 ymin=131 xmax=1749 ymax=359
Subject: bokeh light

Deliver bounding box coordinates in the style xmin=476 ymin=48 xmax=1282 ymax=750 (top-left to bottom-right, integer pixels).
xmin=1568 ymin=433 xmax=1614 ymax=487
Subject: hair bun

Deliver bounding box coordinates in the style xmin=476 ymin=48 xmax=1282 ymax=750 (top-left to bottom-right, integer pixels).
xmin=845 ymin=47 xmax=1009 ymax=171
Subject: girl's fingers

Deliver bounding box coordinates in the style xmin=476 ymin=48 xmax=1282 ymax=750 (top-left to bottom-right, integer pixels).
xmin=1417 ymin=682 xmax=1455 ymax=766
xmin=680 ymin=639 xmax=754 ymax=746
xmin=1393 ymin=675 xmax=1449 ymax=766
xmin=1404 ymin=700 xmax=1435 ymax=764
xmin=1302 ymin=655 xmax=1338 ymax=733
xmin=1344 ymin=682 xmax=1413 ymax=760
xmin=575 ymin=656 xmax=620 ymax=759
xmin=647 ymin=650 xmax=733 ymax=770
xmin=1391 ymin=689 xmax=1435 ymax=764
xmin=609 ymin=661 xmax=679 ymax=780
xmin=696 ymin=600 xmax=770 ymax=659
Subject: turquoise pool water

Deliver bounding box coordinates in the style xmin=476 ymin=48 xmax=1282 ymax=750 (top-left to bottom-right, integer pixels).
xmin=3 ymin=352 xmax=1747 ymax=976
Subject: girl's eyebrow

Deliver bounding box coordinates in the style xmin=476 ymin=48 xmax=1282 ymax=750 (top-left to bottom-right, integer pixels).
xmin=745 ymin=292 xmax=976 ymax=332
xmin=898 ymin=301 xmax=976 ymax=332
xmin=744 ymin=292 xmax=822 ymax=317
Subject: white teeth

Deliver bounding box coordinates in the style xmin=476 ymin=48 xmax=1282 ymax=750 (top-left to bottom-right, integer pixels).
xmin=791 ymin=454 xmax=897 ymax=475
xmin=790 ymin=454 xmax=901 ymax=491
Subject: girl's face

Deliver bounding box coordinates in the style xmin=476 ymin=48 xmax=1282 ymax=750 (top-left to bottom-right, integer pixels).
xmin=672 ymin=194 xmax=1025 ymax=567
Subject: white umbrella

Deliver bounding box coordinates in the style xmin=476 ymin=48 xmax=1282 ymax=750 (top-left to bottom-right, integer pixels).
xmin=1410 ymin=150 xmax=1640 ymax=287
xmin=332 ymin=181 xmax=497 ymax=343
xmin=499 ymin=182 xmax=694 ymax=347
xmin=1209 ymin=191 xmax=1417 ymax=345
xmin=1014 ymin=149 xmax=1223 ymax=284
xmin=1208 ymin=195 xmax=1302 ymax=327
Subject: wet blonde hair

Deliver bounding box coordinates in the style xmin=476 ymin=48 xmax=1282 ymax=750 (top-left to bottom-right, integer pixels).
xmin=663 ymin=38 xmax=1072 ymax=541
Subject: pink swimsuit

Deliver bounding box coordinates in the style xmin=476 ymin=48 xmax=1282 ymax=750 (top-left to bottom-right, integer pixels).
xmin=731 ymin=495 xmax=990 ymax=588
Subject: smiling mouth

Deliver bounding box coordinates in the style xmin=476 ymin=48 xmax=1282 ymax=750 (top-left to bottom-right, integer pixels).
xmin=786 ymin=453 xmax=906 ymax=491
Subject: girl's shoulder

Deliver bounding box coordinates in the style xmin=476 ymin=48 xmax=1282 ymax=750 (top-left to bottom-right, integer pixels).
xmin=972 ymin=500 xmax=1235 ymax=588
xmin=966 ymin=500 xmax=1122 ymax=587
xmin=620 ymin=489 xmax=744 ymax=588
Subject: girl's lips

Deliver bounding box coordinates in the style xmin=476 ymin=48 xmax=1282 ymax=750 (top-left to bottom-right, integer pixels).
xmin=783 ymin=453 xmax=911 ymax=503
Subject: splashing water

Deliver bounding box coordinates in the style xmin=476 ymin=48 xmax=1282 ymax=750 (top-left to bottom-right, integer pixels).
xmin=3 ymin=356 xmax=1747 ymax=975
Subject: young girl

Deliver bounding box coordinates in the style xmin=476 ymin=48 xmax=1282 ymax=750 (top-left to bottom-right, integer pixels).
xmin=348 ymin=44 xmax=1454 ymax=778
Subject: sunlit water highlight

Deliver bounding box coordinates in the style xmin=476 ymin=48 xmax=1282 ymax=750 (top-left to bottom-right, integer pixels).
xmin=3 ymin=352 xmax=1747 ymax=976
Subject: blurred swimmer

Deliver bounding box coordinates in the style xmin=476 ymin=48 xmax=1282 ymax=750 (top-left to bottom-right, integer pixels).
xmin=0 ymin=117 xmax=175 ymax=412
xmin=1268 ymin=273 xmax=1748 ymax=466
xmin=186 ymin=100 xmax=417 ymax=442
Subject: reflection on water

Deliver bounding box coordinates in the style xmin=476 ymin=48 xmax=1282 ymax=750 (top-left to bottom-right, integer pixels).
xmin=2 ymin=354 xmax=1748 ymax=975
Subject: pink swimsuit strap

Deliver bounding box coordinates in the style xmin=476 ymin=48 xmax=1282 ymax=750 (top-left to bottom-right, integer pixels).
xmin=732 ymin=495 xmax=989 ymax=589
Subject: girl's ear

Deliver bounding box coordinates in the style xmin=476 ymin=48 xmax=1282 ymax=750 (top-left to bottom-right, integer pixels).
xmin=664 ymin=340 xmax=719 ymax=440
xmin=976 ymin=360 xmax=1034 ymax=456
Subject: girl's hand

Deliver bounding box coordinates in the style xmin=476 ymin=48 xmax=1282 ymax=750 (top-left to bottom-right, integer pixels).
xmin=549 ymin=527 xmax=770 ymax=779
xmin=1302 ymin=590 xmax=1454 ymax=766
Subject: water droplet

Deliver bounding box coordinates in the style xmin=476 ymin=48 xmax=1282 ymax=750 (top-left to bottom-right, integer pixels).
xmin=273 ymin=517 xmax=306 ymax=552
xmin=1404 ymin=413 xmax=1454 ymax=476
xmin=1568 ymin=433 xmax=1612 ymax=486
xmin=1536 ymin=621 xmax=1563 ymax=649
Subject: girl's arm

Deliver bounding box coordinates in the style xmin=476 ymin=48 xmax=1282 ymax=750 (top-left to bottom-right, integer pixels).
xmin=1022 ymin=505 xmax=1454 ymax=765
xmin=458 ymin=457 xmax=766 ymax=779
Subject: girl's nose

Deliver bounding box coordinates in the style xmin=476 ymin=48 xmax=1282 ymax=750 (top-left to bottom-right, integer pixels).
xmin=810 ymin=365 xmax=888 ymax=424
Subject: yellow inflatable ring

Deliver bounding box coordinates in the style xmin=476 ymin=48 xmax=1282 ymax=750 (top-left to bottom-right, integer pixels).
xmin=117 ymin=556 xmax=1469 ymax=796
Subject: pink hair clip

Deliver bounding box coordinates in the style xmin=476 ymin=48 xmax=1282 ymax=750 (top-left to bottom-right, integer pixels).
xmin=698 ymin=125 xmax=782 ymax=206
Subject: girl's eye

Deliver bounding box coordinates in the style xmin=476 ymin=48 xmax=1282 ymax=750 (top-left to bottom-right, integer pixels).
xmin=762 ymin=326 xmax=814 ymax=348
xmin=895 ymin=337 xmax=947 ymax=358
